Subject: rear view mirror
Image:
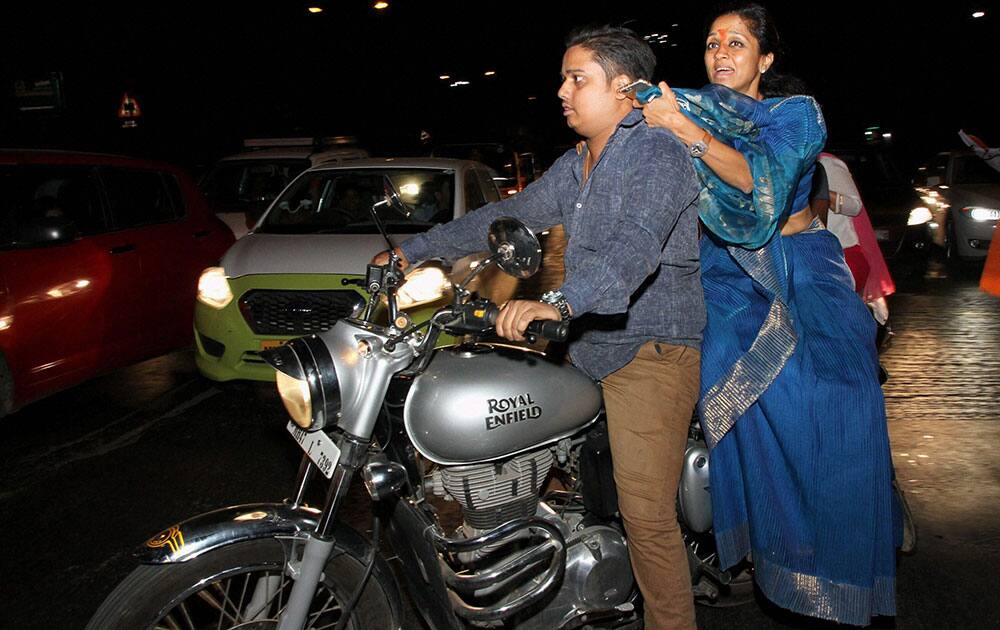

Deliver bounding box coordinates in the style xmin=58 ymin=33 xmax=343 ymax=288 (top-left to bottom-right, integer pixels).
xmin=376 ymin=177 xmax=412 ymax=219
xmin=488 ymin=217 xmax=541 ymax=278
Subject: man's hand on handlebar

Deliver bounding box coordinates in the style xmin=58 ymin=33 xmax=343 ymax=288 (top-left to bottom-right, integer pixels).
xmin=371 ymin=247 xmax=410 ymax=271
xmin=495 ymin=300 xmax=562 ymax=342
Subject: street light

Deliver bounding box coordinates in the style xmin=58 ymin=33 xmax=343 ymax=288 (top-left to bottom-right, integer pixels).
xmin=439 ymin=75 xmax=450 ymax=80
xmin=972 ymin=11 xmax=985 ymax=18
xmin=484 ymin=70 xmax=496 ymax=77
xmin=374 ymin=1 xmax=389 ymax=9
xmin=307 ymin=7 xmax=323 ymax=13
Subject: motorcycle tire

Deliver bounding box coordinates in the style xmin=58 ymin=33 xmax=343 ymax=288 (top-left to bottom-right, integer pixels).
xmin=85 ymin=538 xmax=397 ymax=630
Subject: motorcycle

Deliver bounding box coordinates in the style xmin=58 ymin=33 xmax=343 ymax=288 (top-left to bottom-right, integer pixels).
xmin=87 ymin=186 xmax=902 ymax=629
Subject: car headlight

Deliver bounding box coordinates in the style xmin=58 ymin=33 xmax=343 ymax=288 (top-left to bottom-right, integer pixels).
xmin=262 ymin=336 xmax=339 ymax=430
xmin=963 ymin=206 xmax=1000 ymax=222
xmin=396 ymin=267 xmax=450 ymax=309
xmin=907 ymin=207 xmax=933 ymax=226
xmin=197 ymin=267 xmax=234 ymax=309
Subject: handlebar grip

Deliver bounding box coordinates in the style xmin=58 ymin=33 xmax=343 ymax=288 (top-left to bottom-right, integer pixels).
xmin=525 ymin=320 xmax=569 ymax=342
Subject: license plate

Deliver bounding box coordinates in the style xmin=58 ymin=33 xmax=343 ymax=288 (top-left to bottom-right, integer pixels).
xmin=874 ymin=229 xmax=891 ymax=242
xmin=286 ymin=422 xmax=340 ymax=478
xmin=260 ymin=339 xmax=287 ymax=350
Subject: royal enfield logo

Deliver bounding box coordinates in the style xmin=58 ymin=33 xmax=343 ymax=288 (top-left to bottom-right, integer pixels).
xmin=485 ymin=393 xmax=542 ymax=430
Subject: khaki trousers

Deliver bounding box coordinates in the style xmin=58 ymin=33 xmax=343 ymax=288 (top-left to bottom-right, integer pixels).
xmin=601 ymin=341 xmax=700 ymax=630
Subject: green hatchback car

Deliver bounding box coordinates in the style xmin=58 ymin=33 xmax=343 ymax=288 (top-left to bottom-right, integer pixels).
xmin=193 ymin=158 xmax=513 ymax=382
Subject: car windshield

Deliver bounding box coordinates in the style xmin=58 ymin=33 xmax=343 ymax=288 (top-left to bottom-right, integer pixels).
xmin=952 ymin=156 xmax=1000 ymax=185
xmin=200 ymin=159 xmax=310 ymax=205
xmin=258 ymin=168 xmax=455 ymax=234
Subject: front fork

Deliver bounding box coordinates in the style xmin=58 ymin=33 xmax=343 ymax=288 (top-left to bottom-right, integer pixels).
xmin=277 ymin=433 xmax=370 ymax=630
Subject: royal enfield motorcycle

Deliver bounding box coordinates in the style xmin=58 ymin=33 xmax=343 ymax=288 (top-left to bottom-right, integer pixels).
xmin=85 ymin=193 xmax=775 ymax=630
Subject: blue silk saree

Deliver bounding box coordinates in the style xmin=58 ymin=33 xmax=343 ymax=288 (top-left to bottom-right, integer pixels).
xmin=674 ymin=85 xmax=899 ymax=625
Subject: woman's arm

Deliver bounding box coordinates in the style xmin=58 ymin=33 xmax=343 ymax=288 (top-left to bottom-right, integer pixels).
xmin=641 ymin=81 xmax=754 ymax=194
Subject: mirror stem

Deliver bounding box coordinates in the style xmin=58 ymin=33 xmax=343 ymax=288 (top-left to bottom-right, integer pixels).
xmin=455 ymin=255 xmax=497 ymax=302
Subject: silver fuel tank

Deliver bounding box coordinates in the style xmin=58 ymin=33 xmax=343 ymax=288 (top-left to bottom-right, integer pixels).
xmin=404 ymin=345 xmax=603 ymax=465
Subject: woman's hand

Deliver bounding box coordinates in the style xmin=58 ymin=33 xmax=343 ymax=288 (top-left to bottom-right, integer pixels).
xmin=494 ymin=300 xmax=561 ymax=342
xmin=370 ymin=247 xmax=409 ymax=270
xmin=640 ymin=81 xmax=703 ymax=143
xmin=642 ymin=80 xmax=755 ymax=194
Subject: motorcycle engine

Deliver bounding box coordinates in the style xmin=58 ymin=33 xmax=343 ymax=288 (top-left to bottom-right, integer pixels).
xmin=436 ymin=448 xmax=554 ymax=530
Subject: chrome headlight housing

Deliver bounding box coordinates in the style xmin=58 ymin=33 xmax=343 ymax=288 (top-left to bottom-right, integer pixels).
xmin=262 ymin=336 xmax=340 ymax=430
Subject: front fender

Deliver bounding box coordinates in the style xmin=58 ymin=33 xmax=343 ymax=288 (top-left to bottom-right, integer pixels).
xmin=137 ymin=502 xmax=404 ymax=628
xmin=136 ymin=502 xmax=321 ymax=564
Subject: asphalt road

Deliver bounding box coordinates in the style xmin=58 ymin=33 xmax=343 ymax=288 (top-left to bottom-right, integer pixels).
xmin=1 ymin=257 xmax=997 ymax=629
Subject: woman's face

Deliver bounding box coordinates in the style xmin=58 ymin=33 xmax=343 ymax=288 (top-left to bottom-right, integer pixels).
xmin=703 ymin=14 xmax=774 ymax=99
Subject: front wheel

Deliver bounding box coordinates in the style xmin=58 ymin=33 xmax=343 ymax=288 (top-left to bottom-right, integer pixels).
xmin=86 ymin=538 xmax=397 ymax=630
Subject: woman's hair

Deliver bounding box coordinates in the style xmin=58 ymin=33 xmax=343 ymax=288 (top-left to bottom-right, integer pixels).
xmin=565 ymin=25 xmax=656 ymax=85
xmin=708 ymin=2 xmax=810 ymax=97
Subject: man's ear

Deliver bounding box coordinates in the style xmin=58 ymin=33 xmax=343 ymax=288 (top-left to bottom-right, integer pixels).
xmin=613 ymin=74 xmax=632 ymax=100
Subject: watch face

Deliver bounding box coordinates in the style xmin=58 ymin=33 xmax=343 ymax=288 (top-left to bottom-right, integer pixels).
xmin=690 ymin=141 xmax=707 ymax=158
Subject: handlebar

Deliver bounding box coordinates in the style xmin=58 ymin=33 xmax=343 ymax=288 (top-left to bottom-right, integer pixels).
xmin=450 ymin=299 xmax=569 ymax=343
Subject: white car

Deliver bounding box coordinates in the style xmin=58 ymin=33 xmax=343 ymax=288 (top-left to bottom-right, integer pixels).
xmin=916 ymin=150 xmax=1000 ymax=260
xmin=193 ymin=157 xmax=517 ymax=382
xmin=199 ymin=137 xmax=368 ymax=238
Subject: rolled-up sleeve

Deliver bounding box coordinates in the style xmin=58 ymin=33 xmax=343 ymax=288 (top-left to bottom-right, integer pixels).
xmin=559 ymin=133 xmax=699 ymax=317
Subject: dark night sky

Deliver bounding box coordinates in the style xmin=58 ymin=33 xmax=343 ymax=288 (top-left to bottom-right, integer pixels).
xmin=1 ymin=1 xmax=997 ymax=172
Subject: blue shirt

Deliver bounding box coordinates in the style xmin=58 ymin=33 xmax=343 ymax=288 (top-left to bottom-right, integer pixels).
xmin=402 ymin=109 xmax=705 ymax=380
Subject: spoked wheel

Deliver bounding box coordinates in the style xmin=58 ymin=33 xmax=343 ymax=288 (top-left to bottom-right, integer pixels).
xmin=86 ymin=539 xmax=396 ymax=630
xmin=684 ymin=528 xmax=755 ymax=608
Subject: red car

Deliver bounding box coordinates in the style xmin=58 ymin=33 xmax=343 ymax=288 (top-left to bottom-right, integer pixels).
xmin=0 ymin=150 xmax=234 ymax=416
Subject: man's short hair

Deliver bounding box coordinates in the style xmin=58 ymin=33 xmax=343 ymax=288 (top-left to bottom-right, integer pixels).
xmin=565 ymin=25 xmax=656 ymax=85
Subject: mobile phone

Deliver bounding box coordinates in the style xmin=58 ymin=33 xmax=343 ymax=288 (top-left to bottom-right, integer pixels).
xmin=618 ymin=80 xmax=662 ymax=105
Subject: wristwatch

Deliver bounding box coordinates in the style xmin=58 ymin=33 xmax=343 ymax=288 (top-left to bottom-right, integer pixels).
xmin=689 ymin=129 xmax=713 ymax=159
xmin=540 ymin=290 xmax=572 ymax=321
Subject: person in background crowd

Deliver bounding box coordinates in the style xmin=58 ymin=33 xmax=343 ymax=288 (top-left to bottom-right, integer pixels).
xmin=637 ymin=2 xmax=899 ymax=625
xmin=814 ymin=152 xmax=896 ymax=323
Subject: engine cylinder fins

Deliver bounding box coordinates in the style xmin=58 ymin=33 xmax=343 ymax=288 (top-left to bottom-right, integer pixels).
xmin=428 ymin=516 xmax=568 ymax=622
xmin=439 ymin=449 xmax=554 ymax=530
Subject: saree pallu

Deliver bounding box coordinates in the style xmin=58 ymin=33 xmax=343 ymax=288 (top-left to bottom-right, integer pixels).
xmin=676 ymin=86 xmax=899 ymax=625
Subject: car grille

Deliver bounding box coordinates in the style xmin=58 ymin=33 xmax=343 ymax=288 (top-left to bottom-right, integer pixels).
xmin=239 ymin=289 xmax=365 ymax=335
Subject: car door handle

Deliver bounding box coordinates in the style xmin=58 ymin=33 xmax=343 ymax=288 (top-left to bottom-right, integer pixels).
xmin=109 ymin=244 xmax=136 ymax=255
xmin=193 ymin=230 xmax=211 ymax=239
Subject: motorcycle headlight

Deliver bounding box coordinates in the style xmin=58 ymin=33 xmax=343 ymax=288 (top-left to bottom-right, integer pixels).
xmin=396 ymin=266 xmax=450 ymax=309
xmin=907 ymin=207 xmax=932 ymax=226
xmin=197 ymin=267 xmax=234 ymax=309
xmin=262 ymin=336 xmax=340 ymax=430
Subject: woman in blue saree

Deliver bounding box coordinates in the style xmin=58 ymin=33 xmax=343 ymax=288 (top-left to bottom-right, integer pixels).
xmin=640 ymin=3 xmax=898 ymax=625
